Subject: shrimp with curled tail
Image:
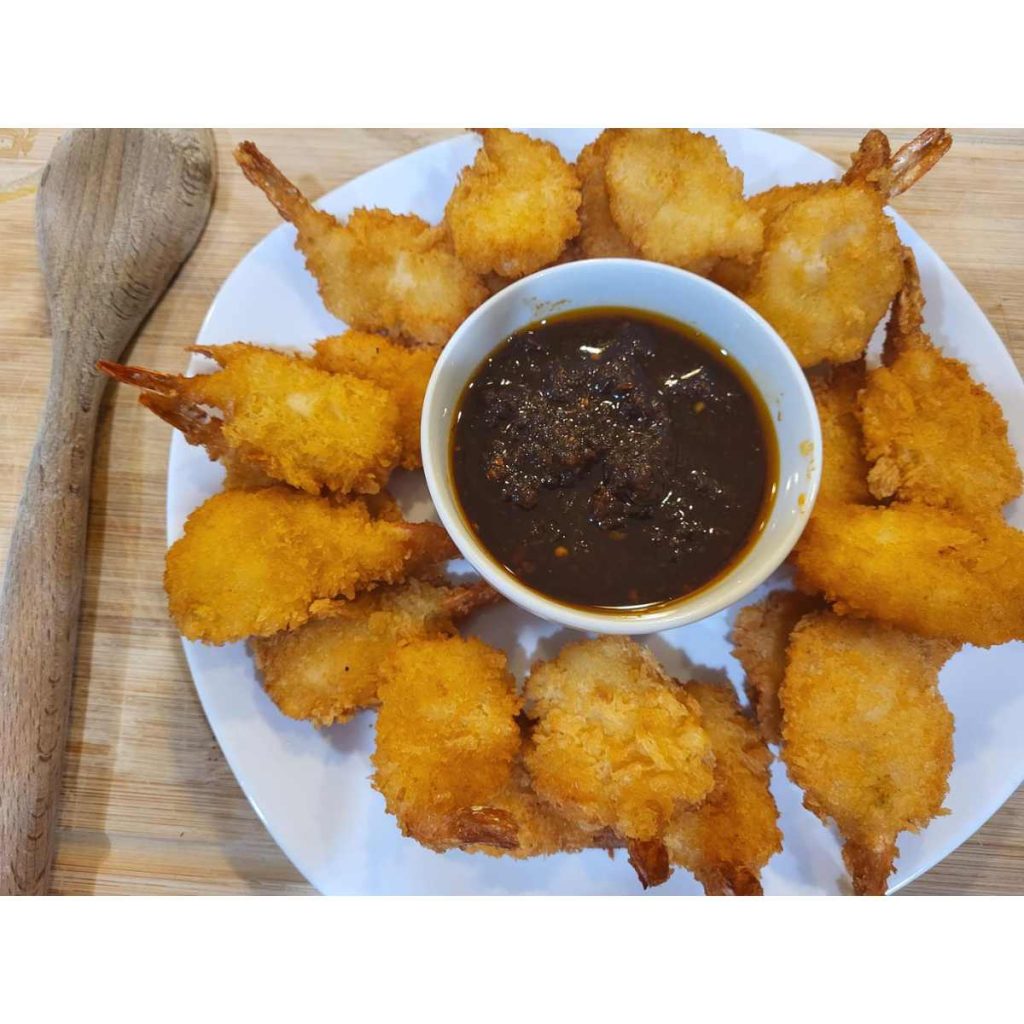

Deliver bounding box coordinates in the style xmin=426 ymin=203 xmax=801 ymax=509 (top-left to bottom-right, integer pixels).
xmin=715 ymin=128 xmax=951 ymax=368
xmin=235 ymin=141 xmax=487 ymax=346
xmin=99 ymin=343 xmax=402 ymax=496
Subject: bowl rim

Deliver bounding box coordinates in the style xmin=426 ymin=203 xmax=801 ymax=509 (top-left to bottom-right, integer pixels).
xmin=421 ymin=257 xmax=821 ymax=635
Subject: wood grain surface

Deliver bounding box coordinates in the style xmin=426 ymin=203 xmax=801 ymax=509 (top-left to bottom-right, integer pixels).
xmin=1 ymin=128 xmax=1022 ymax=895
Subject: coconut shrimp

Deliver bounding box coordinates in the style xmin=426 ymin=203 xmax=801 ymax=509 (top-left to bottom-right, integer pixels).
xmin=523 ymin=637 xmax=715 ymax=880
xmin=444 ymin=129 xmax=581 ymax=279
xmin=100 ymin=343 xmax=402 ymax=496
xmin=859 ymin=249 xmax=1022 ymax=513
xmin=312 ymin=330 xmax=438 ymax=470
xmin=741 ymin=128 xmax=951 ymax=367
xmin=235 ymin=141 xmax=487 ymax=346
xmin=603 ymin=129 xmax=763 ymax=273
xmin=250 ymin=579 xmax=500 ymax=726
xmin=663 ymin=681 xmax=782 ymax=895
xmin=781 ymin=611 xmax=956 ymax=895
xmin=165 ymin=488 xmax=455 ymax=644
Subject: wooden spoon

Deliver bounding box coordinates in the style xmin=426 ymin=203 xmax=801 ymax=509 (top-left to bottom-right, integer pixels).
xmin=0 ymin=129 xmax=215 ymax=894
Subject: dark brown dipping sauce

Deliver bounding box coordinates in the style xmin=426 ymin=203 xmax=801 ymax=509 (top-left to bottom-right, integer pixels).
xmin=451 ymin=308 xmax=774 ymax=609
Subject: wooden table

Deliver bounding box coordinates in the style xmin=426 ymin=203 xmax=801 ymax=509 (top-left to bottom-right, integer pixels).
xmin=2 ymin=128 xmax=1022 ymax=895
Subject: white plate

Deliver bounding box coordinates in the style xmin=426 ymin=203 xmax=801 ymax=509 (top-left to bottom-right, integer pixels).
xmin=168 ymin=129 xmax=1024 ymax=895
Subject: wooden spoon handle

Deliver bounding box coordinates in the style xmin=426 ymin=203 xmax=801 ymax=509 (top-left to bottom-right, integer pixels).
xmin=0 ymin=365 xmax=102 ymax=894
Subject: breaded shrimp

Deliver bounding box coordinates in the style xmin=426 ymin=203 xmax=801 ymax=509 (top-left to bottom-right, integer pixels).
xmin=523 ymin=637 xmax=715 ymax=846
xmin=731 ymin=589 xmax=821 ymax=744
xmin=663 ymin=681 xmax=782 ymax=895
xmin=792 ymin=501 xmax=1024 ymax=647
xmin=860 ymin=250 xmax=1022 ymax=513
xmin=444 ymin=129 xmax=582 ymax=279
xmin=100 ymin=343 xmax=401 ymax=496
xmin=574 ymin=130 xmax=639 ymax=259
xmin=372 ymin=636 xmax=522 ymax=852
xmin=741 ymin=129 xmax=951 ymax=367
xmin=312 ymin=330 xmax=438 ymax=470
xmin=781 ymin=611 xmax=956 ymax=895
xmin=457 ymin=759 xmax=614 ymax=859
xmin=743 ymin=182 xmax=903 ymax=367
xmin=250 ymin=579 xmax=500 ymax=726
xmin=604 ymin=129 xmax=763 ymax=273
xmin=235 ymin=142 xmax=486 ymax=346
xmin=812 ymin=361 xmax=873 ymax=504
xmin=165 ymin=488 xmax=455 ymax=644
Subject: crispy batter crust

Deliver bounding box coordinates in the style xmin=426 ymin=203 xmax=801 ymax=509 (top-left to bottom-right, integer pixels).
xmin=236 ymin=142 xmax=486 ymax=345
xmin=164 ymin=488 xmax=452 ymax=644
xmin=663 ymin=682 xmax=782 ymax=895
xmin=524 ymin=637 xmax=715 ymax=843
xmin=731 ymin=590 xmax=821 ymax=744
xmin=605 ymin=129 xmax=763 ymax=273
xmin=313 ymin=331 xmax=438 ymax=470
xmin=793 ymin=501 xmax=1024 ymax=647
xmin=781 ymin=611 xmax=956 ymax=895
xmin=250 ymin=579 xmax=499 ymax=726
xmin=445 ymin=129 xmax=581 ymax=278
xmin=812 ymin=361 xmax=873 ymax=505
xmin=372 ymin=636 xmax=522 ymax=851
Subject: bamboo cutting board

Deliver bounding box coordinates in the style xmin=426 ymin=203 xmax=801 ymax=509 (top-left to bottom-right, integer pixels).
xmin=1 ymin=128 xmax=1022 ymax=895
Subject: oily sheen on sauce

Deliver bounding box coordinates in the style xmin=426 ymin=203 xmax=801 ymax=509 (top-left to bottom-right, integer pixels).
xmin=451 ymin=308 xmax=775 ymax=609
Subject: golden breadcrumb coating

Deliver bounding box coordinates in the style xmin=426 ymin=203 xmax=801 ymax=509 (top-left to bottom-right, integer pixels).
xmin=100 ymin=344 xmax=402 ymax=496
xmin=372 ymin=636 xmax=522 ymax=852
xmin=731 ymin=589 xmax=821 ymax=744
xmin=444 ymin=128 xmax=582 ymax=279
xmin=457 ymin=760 xmax=611 ymax=859
xmin=574 ymin=130 xmax=639 ymax=259
xmin=860 ymin=251 xmax=1022 ymax=514
xmin=524 ymin=636 xmax=715 ymax=843
xmin=743 ymin=182 xmax=904 ymax=367
xmin=663 ymin=681 xmax=782 ymax=895
xmin=164 ymin=488 xmax=454 ymax=644
xmin=313 ymin=330 xmax=439 ymax=470
xmin=235 ymin=141 xmax=486 ymax=345
xmin=812 ymin=361 xmax=873 ymax=504
xmin=793 ymin=501 xmax=1024 ymax=647
xmin=604 ymin=129 xmax=763 ymax=273
xmin=781 ymin=611 xmax=956 ymax=895
xmin=250 ymin=579 xmax=500 ymax=726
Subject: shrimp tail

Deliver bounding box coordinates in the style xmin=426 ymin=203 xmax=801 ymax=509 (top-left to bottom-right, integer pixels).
xmin=886 ymin=128 xmax=952 ymax=199
xmin=234 ymin=140 xmax=322 ymax=230
xmin=442 ymin=581 xmax=503 ymax=621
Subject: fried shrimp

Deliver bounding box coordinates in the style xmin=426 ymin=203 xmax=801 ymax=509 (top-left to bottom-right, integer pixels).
xmin=523 ymin=637 xmax=715 ymax=847
xmin=603 ymin=129 xmax=763 ymax=273
xmin=781 ymin=611 xmax=956 ymax=895
xmin=372 ymin=636 xmax=523 ymax=852
xmin=731 ymin=589 xmax=821 ymax=744
xmin=444 ymin=129 xmax=582 ymax=279
xmin=793 ymin=501 xmax=1024 ymax=647
xmin=235 ymin=142 xmax=486 ymax=346
xmin=574 ymin=130 xmax=639 ymax=259
xmin=663 ymin=681 xmax=782 ymax=895
xmin=312 ymin=330 xmax=439 ymax=469
xmin=860 ymin=250 xmax=1022 ymax=513
xmin=165 ymin=488 xmax=455 ymax=644
xmin=250 ymin=579 xmax=500 ymax=726
xmin=741 ymin=128 xmax=951 ymax=367
xmin=101 ymin=344 xmax=401 ymax=496
xmin=812 ymin=361 xmax=873 ymax=504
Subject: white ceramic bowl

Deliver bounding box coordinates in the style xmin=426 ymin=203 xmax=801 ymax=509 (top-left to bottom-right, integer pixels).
xmin=422 ymin=258 xmax=820 ymax=634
